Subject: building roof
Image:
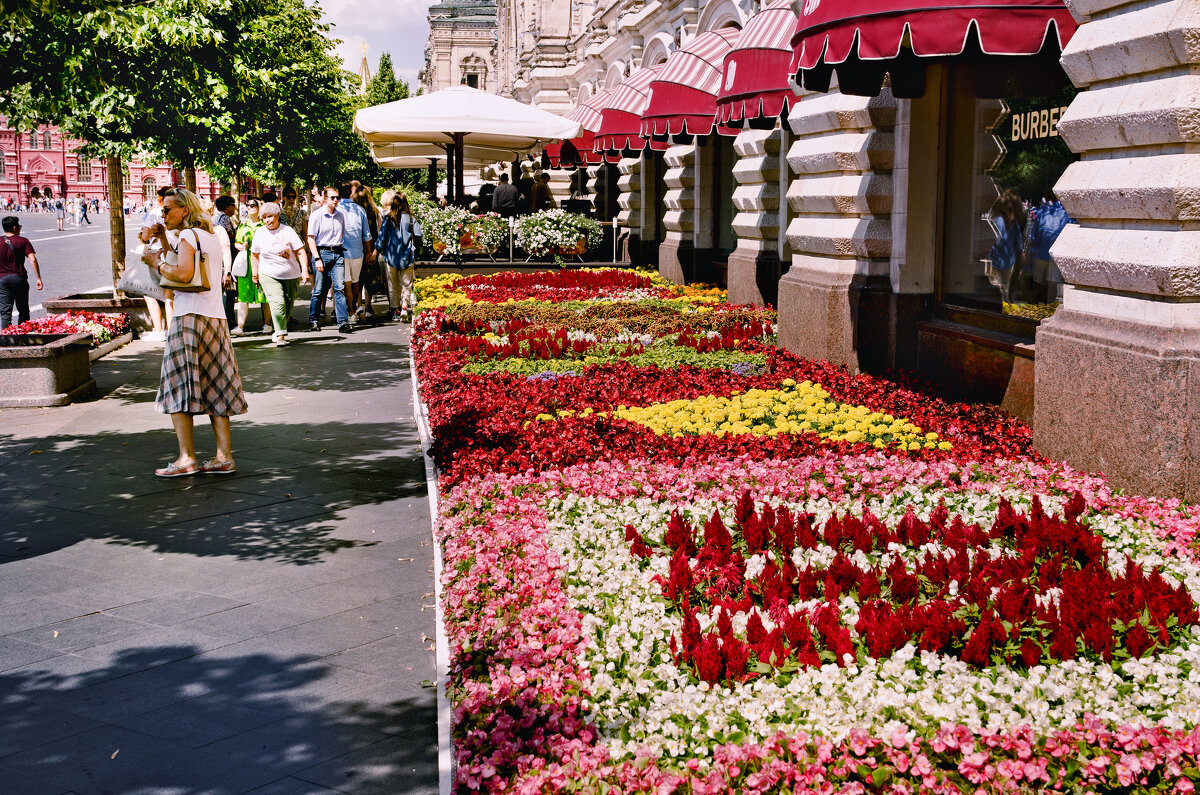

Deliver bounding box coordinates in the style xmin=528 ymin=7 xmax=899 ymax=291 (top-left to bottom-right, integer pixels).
xmin=428 ymin=0 xmax=496 ymax=19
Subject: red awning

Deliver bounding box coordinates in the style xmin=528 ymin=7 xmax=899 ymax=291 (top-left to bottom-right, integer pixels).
xmin=792 ymin=0 xmax=1077 ymax=95
xmin=594 ymin=66 xmax=666 ymax=155
xmin=715 ymin=0 xmax=799 ymax=133
xmin=640 ymin=28 xmax=742 ymax=141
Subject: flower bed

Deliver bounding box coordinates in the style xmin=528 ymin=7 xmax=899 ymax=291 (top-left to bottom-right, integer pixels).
xmin=414 ymin=268 xmax=1200 ymax=793
xmin=6 ymin=310 xmax=131 ymax=347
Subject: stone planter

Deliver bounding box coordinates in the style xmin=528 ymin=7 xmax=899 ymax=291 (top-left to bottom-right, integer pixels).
xmin=0 ymin=333 xmax=96 ymax=407
xmin=43 ymin=292 xmax=153 ymax=333
xmin=90 ymin=331 xmax=134 ymax=362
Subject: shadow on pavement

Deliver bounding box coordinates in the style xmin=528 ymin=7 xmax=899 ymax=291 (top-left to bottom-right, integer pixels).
xmin=0 ymin=417 xmax=428 ymax=565
xmin=0 ymin=644 xmax=438 ymax=793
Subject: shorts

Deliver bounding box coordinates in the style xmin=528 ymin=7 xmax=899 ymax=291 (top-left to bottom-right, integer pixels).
xmin=343 ymin=256 xmax=363 ymax=283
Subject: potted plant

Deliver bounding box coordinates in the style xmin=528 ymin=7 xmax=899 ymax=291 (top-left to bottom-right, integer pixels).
xmin=513 ymin=209 xmax=603 ymax=264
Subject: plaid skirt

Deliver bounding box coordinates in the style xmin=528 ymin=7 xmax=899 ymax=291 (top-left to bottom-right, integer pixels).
xmin=155 ymin=313 xmax=248 ymax=416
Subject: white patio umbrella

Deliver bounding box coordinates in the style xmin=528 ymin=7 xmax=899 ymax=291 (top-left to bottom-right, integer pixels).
xmin=355 ymin=85 xmax=580 ymax=203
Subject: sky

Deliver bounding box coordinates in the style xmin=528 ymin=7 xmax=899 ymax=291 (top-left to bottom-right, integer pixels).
xmin=316 ymin=0 xmax=434 ymax=89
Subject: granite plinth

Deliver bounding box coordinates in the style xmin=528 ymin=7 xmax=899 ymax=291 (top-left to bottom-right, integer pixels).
xmin=727 ymin=248 xmax=782 ymax=307
xmin=657 ymin=239 xmax=694 ymax=285
xmin=0 ymin=332 xmax=96 ymax=407
xmin=1034 ymin=306 xmax=1200 ymax=499
xmin=777 ymin=261 xmax=890 ymax=374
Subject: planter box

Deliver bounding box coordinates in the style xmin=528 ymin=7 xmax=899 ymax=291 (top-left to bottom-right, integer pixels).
xmin=0 ymin=333 xmax=96 ymax=407
xmin=43 ymin=292 xmax=153 ymax=333
xmin=90 ymin=331 xmax=133 ymax=362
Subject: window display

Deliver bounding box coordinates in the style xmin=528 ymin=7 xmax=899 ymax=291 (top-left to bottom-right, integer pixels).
xmin=940 ymin=65 xmax=1076 ymax=330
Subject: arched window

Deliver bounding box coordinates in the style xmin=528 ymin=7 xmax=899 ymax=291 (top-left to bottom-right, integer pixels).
xmin=142 ymin=177 xmax=157 ymax=203
xmin=42 ymin=131 xmax=51 ymax=149
xmin=29 ymin=133 xmax=36 ymax=149
xmin=122 ymin=168 xmax=131 ymax=192
xmin=77 ymin=157 xmax=92 ymax=182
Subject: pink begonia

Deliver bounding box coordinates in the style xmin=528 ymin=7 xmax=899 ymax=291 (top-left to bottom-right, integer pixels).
xmin=434 ymin=437 xmax=1200 ymax=791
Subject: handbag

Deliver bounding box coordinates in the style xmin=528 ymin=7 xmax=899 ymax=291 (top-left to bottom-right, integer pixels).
xmin=157 ymin=229 xmax=211 ymax=293
xmin=232 ymin=249 xmax=249 ymax=278
xmin=116 ymin=256 xmax=168 ymax=302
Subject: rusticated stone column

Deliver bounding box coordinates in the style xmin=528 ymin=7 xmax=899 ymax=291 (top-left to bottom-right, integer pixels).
xmin=658 ymin=143 xmax=697 ymax=284
xmin=1035 ymin=0 xmax=1200 ymax=498
xmin=617 ymin=157 xmax=643 ymax=264
xmin=728 ymin=127 xmax=787 ymax=307
xmin=778 ymin=87 xmax=896 ymax=373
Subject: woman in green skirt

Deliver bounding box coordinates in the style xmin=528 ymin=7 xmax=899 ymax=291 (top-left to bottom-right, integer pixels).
xmin=233 ymin=199 xmax=269 ymax=335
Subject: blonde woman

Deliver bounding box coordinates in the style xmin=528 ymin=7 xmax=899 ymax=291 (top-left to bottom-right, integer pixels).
xmin=147 ymin=188 xmax=247 ymax=477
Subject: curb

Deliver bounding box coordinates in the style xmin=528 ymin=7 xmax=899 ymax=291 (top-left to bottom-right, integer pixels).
xmin=409 ymin=342 xmax=454 ymax=795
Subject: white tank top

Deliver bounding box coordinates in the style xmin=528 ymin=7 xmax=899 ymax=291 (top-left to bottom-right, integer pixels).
xmin=171 ymin=227 xmax=228 ymax=321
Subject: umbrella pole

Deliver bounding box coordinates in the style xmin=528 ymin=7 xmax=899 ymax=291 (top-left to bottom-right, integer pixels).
xmin=427 ymin=159 xmax=437 ymax=201
xmin=454 ymin=133 xmax=466 ymax=207
xmin=445 ymin=146 xmax=455 ymax=204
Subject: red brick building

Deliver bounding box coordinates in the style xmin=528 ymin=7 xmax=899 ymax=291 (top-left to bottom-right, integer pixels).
xmin=0 ymin=119 xmax=226 ymax=207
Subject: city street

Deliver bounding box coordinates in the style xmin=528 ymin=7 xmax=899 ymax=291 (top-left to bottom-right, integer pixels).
xmin=6 ymin=210 xmax=143 ymax=319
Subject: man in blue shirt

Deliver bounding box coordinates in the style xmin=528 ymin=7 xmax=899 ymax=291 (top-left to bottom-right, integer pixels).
xmin=306 ymin=187 xmax=352 ymax=333
xmin=337 ymin=184 xmax=373 ymax=323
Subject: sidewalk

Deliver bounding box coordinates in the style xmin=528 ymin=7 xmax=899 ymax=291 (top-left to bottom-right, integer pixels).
xmin=0 ymin=314 xmax=438 ymax=794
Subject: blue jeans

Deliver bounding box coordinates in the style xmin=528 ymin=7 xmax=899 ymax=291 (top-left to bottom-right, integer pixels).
xmin=0 ymin=274 xmax=30 ymax=330
xmin=309 ymin=249 xmax=347 ymax=325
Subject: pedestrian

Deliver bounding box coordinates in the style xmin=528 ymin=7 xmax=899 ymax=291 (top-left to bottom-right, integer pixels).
xmin=280 ymin=187 xmax=307 ymax=242
xmin=138 ymin=187 xmax=175 ymax=342
xmin=79 ymin=194 xmax=92 ymax=225
xmin=336 ymin=184 xmax=373 ymax=323
xmin=0 ymin=216 xmax=43 ymax=329
xmin=145 ymin=188 xmax=246 ymax=478
xmin=306 ymin=186 xmax=352 ymax=334
xmin=352 ymin=185 xmax=382 ymax=318
xmin=492 ymin=172 xmax=519 ymax=218
xmin=213 ymin=196 xmax=240 ymax=327
xmin=54 ymin=198 xmax=65 ymax=231
xmin=377 ymin=194 xmax=421 ymax=322
xmin=251 ymin=202 xmax=310 ymax=346
xmin=232 ymin=198 xmax=270 ymax=336
xmin=530 ymin=172 xmax=556 ymax=212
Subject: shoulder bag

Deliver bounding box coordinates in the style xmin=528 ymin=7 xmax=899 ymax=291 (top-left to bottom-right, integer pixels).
xmin=158 ymin=229 xmax=211 ymax=292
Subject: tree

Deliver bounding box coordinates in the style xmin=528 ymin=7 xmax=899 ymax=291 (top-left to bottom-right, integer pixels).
xmin=364 ymin=52 xmax=410 ymax=108
xmin=1 ymin=0 xmax=348 ymax=289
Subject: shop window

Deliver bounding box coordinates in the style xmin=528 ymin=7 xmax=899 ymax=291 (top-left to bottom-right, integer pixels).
xmin=646 ymin=150 xmax=668 ymax=247
xmin=712 ymin=134 xmax=737 ymax=254
xmin=77 ymin=157 xmax=91 ymax=182
xmin=938 ymin=62 xmax=1077 ymax=335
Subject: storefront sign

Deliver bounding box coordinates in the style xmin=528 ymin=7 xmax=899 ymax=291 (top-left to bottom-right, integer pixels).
xmin=1009 ymin=106 xmax=1069 ymax=142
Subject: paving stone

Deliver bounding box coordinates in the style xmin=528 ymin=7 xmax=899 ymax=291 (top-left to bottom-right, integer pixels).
xmin=114 ymin=694 xmax=282 ymax=748
xmin=5 ymin=613 xmax=152 ymax=654
xmin=182 ymin=605 xmax=323 ymax=643
xmin=294 ymin=733 xmax=440 ymax=795
xmin=0 ymin=636 xmax=62 ymax=672
xmin=198 ymin=716 xmax=393 ymax=777
xmin=245 ymin=777 xmax=347 ymax=795
xmin=106 ymin=591 xmax=248 ymax=625
xmin=0 ymin=703 xmax=106 ymax=759
xmin=0 ymin=597 xmax=94 ymax=635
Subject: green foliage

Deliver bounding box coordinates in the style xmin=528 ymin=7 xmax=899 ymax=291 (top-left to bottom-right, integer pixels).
xmin=364 ymin=52 xmax=410 ymax=108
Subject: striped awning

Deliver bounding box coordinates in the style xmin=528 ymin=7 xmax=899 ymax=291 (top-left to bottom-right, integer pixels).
xmin=792 ymin=0 xmax=1077 ymax=95
xmin=594 ymin=65 xmax=667 ymax=155
xmin=640 ymin=27 xmax=743 ymax=141
xmin=715 ymin=0 xmax=799 ymax=133
xmin=549 ymin=88 xmax=614 ymax=166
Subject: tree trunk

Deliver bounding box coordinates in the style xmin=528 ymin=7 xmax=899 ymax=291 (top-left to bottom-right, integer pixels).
xmin=107 ymin=153 xmax=126 ymax=296
xmin=184 ymin=166 xmax=197 ymax=193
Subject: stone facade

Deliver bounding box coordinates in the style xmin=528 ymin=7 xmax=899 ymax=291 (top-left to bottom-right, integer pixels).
xmin=423 ymin=0 xmax=499 ymax=94
xmin=1034 ymin=0 xmax=1200 ymax=498
xmin=0 ymin=120 xmax=221 ymax=208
